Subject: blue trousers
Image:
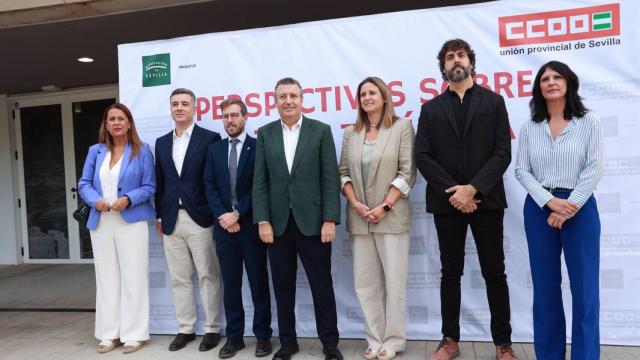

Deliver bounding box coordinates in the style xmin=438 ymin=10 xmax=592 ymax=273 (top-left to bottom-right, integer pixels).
xmin=523 ymin=193 xmax=600 ymax=360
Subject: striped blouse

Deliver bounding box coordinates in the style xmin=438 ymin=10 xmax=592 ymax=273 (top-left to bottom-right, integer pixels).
xmin=514 ymin=111 xmax=604 ymax=208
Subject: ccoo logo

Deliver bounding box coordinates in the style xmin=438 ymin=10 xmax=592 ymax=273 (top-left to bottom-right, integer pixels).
xmin=498 ymin=3 xmax=620 ymax=47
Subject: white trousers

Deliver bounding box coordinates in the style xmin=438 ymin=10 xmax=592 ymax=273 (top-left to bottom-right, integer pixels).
xmin=90 ymin=211 xmax=149 ymax=342
xmin=352 ymin=232 xmax=410 ymax=353
xmin=163 ymin=209 xmax=223 ymax=334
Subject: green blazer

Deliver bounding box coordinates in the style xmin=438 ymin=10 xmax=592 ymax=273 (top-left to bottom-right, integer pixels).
xmin=253 ymin=116 xmax=340 ymax=237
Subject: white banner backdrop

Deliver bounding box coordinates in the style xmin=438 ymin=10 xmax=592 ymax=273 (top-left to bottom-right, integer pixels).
xmin=119 ymin=0 xmax=640 ymax=345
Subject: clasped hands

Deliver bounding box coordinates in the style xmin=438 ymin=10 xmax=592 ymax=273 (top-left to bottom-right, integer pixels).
xmin=546 ymin=198 xmax=579 ymax=229
xmin=219 ymin=211 xmax=240 ymax=233
xmin=353 ymin=201 xmax=386 ymax=224
xmin=95 ymin=197 xmax=129 ymax=212
xmin=446 ymin=184 xmax=480 ymax=213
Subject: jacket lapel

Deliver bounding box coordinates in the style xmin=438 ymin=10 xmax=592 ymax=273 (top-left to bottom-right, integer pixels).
xmin=236 ymin=136 xmax=253 ymax=181
xmin=350 ymin=129 xmax=366 ymax=194
xmin=290 ymin=118 xmax=311 ymax=175
xmin=269 ymin=122 xmax=289 ymax=176
xmin=180 ymin=124 xmax=201 ymax=178
xmin=463 ymin=84 xmax=482 ymax=139
xmin=117 ymin=143 xmax=132 ymax=184
xmin=439 ymin=90 xmax=460 ymax=140
xmin=220 ymin=139 xmax=230 ymax=190
xmin=365 ymin=125 xmax=392 ymax=189
xmin=94 ymin=144 xmax=108 ymax=194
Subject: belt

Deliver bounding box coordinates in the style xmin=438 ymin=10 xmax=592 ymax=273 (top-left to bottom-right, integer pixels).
xmin=544 ymin=187 xmax=573 ymax=193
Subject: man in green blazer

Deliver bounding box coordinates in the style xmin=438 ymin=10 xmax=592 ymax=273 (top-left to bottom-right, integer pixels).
xmin=253 ymin=77 xmax=342 ymax=360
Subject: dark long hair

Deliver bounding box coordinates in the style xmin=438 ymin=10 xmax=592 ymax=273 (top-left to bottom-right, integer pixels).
xmin=98 ymin=102 xmax=143 ymax=157
xmin=529 ymin=60 xmax=587 ymax=122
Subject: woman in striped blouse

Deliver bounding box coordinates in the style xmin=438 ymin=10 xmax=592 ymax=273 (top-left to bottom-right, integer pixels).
xmin=515 ymin=60 xmax=604 ymax=360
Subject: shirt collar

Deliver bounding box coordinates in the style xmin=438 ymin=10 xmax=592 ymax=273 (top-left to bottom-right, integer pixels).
xmin=281 ymin=115 xmax=303 ymax=131
xmin=174 ymin=122 xmax=195 ymax=140
xmin=229 ymin=130 xmax=247 ymax=144
xmin=447 ymin=83 xmax=475 ymax=97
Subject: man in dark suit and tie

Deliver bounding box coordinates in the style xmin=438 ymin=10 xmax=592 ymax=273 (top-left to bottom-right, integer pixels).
xmin=253 ymin=77 xmax=342 ymax=360
xmin=204 ymin=98 xmax=273 ymax=358
xmin=155 ymin=88 xmax=224 ymax=352
xmin=414 ymin=40 xmax=518 ymax=360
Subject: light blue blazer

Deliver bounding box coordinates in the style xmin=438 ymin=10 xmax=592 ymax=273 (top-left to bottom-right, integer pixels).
xmin=78 ymin=142 xmax=156 ymax=230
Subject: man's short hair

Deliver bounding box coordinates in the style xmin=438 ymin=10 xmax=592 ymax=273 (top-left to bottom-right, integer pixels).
xmin=274 ymin=77 xmax=302 ymax=93
xmin=220 ymin=98 xmax=248 ymax=116
xmin=170 ymin=88 xmax=196 ymax=105
xmin=437 ymin=38 xmax=477 ymax=80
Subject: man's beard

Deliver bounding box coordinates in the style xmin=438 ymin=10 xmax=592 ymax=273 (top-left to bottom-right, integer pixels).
xmin=446 ymin=65 xmax=472 ymax=83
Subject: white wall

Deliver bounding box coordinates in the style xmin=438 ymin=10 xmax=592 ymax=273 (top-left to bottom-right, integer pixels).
xmin=0 ymin=95 xmax=21 ymax=265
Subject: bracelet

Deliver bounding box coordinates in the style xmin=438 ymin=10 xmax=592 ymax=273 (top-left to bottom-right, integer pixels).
xmin=383 ymin=199 xmax=394 ymax=209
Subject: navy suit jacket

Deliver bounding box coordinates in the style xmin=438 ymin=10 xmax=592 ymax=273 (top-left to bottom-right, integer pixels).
xmin=154 ymin=124 xmax=221 ymax=235
xmin=204 ymin=134 xmax=257 ymax=241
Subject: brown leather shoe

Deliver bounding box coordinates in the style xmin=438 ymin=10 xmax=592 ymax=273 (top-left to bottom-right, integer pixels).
xmin=429 ymin=337 xmax=460 ymax=360
xmin=496 ymin=344 xmax=518 ymax=360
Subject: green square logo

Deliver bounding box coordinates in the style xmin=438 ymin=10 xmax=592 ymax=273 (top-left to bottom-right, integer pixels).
xmin=142 ymin=53 xmax=171 ymax=87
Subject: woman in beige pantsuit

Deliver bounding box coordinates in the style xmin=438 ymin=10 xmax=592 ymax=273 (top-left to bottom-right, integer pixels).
xmin=339 ymin=77 xmax=416 ymax=360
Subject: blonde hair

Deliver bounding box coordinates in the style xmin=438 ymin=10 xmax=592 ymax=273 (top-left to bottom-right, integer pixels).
xmin=354 ymin=76 xmax=398 ymax=132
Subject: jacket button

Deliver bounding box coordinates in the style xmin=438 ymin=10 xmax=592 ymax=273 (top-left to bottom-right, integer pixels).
xmin=118 ymin=187 xmax=122 ymax=191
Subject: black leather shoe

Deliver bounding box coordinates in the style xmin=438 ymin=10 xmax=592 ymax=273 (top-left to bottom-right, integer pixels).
xmin=219 ymin=339 xmax=246 ymax=358
xmin=199 ymin=332 xmax=221 ymax=351
xmin=255 ymin=338 xmax=273 ymax=357
xmin=323 ymin=346 xmax=344 ymax=360
xmin=169 ymin=333 xmax=196 ymax=351
xmin=272 ymin=343 xmax=299 ymax=360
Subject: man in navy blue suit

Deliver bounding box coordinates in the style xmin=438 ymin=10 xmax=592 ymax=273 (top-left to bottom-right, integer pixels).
xmin=154 ymin=88 xmax=223 ymax=352
xmin=204 ymin=98 xmax=273 ymax=358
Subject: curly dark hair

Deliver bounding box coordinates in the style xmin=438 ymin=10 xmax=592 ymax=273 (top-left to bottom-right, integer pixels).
xmin=437 ymin=38 xmax=476 ymax=80
xmin=529 ymin=60 xmax=588 ymax=122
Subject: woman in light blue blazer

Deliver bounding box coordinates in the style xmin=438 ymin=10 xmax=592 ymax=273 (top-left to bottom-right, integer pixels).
xmin=78 ymin=102 xmax=156 ymax=354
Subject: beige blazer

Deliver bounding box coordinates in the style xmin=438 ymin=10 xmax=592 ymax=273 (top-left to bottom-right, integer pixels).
xmin=339 ymin=117 xmax=416 ymax=235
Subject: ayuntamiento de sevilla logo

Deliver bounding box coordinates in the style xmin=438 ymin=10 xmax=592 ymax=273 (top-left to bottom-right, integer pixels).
xmin=498 ymin=3 xmax=620 ymax=47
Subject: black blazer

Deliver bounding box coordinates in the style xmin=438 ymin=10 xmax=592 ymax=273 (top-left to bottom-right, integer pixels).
xmin=415 ymin=84 xmax=511 ymax=214
xmin=204 ymin=135 xmax=257 ymax=242
xmin=155 ymin=124 xmax=221 ymax=234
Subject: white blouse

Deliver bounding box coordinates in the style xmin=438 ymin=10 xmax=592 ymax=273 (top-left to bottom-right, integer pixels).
xmin=99 ymin=151 xmax=122 ymax=205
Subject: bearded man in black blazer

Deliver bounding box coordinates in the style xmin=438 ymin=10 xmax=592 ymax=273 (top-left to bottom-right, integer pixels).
xmin=415 ymin=39 xmax=518 ymax=360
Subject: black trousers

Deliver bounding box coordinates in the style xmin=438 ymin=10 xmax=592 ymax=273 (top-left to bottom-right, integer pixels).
xmin=433 ymin=209 xmax=512 ymax=345
xmin=268 ymin=215 xmax=339 ymax=348
xmin=216 ymin=221 xmax=272 ymax=342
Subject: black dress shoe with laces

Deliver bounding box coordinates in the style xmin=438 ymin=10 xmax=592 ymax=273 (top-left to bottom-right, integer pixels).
xmin=255 ymin=338 xmax=273 ymax=357
xmin=199 ymin=332 xmax=221 ymax=351
xmin=218 ymin=339 xmax=246 ymax=358
xmin=272 ymin=343 xmax=300 ymax=360
xmin=169 ymin=333 xmax=196 ymax=351
xmin=323 ymin=346 xmax=344 ymax=360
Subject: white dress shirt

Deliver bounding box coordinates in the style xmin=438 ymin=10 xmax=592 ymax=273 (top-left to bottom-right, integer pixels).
xmin=515 ymin=112 xmax=604 ymax=208
xmin=172 ymin=122 xmax=195 ymax=176
xmin=281 ymin=116 xmax=303 ymax=173
xmin=99 ymin=151 xmax=122 ymax=206
xmin=227 ymin=130 xmax=247 ymax=166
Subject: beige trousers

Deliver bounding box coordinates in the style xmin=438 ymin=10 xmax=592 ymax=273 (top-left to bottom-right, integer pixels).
xmin=163 ymin=209 xmax=223 ymax=334
xmin=352 ymin=232 xmax=410 ymax=353
xmin=90 ymin=211 xmax=149 ymax=342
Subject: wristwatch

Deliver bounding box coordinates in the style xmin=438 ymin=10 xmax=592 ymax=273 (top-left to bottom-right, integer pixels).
xmin=382 ymin=203 xmax=392 ymax=213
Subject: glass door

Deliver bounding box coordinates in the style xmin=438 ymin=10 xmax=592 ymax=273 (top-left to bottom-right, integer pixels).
xmin=12 ymin=86 xmax=117 ymax=263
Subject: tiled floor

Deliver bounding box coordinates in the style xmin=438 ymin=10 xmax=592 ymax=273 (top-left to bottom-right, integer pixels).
xmin=1 ymin=265 xmax=638 ymax=359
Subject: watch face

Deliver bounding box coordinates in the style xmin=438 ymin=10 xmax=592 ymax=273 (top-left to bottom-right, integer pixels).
xmin=383 ymin=204 xmax=391 ymax=213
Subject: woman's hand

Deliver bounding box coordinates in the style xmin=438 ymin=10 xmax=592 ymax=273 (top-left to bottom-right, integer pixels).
xmin=547 ymin=211 xmax=568 ymax=229
xmin=352 ymin=201 xmax=370 ymax=219
xmin=110 ymin=196 xmax=130 ymax=212
xmin=95 ymin=199 xmax=111 ymax=212
xmin=546 ymin=198 xmax=579 ymax=218
xmin=365 ymin=204 xmax=387 ymax=224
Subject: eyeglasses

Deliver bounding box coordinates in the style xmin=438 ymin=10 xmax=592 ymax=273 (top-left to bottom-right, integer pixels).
xmin=222 ymin=112 xmax=242 ymax=121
